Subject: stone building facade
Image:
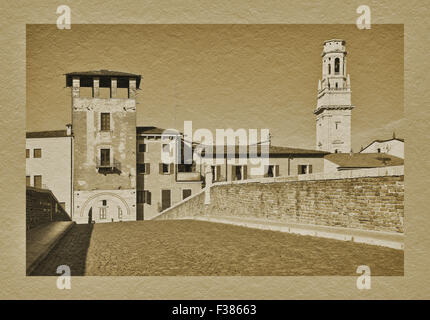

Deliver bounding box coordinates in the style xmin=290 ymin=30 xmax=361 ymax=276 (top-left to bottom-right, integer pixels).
xmin=66 ymin=71 xmax=140 ymax=224
xmin=136 ymin=127 xmax=202 ymax=220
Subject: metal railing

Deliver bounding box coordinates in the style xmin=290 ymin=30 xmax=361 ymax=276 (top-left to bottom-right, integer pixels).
xmin=96 ymin=157 xmax=122 ymax=173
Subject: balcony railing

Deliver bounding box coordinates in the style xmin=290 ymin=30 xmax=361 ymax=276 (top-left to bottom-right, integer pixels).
xmin=96 ymin=157 xmax=122 ymax=174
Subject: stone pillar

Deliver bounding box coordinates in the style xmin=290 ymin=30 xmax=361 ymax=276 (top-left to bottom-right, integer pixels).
xmin=93 ymin=77 xmax=100 ymax=98
xmin=128 ymin=78 xmax=136 ymax=99
xmin=72 ymin=77 xmax=80 ymax=98
xmin=110 ymin=77 xmax=117 ymax=98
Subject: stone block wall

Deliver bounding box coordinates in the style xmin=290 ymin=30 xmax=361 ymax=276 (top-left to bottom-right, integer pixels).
xmin=153 ymin=175 xmax=404 ymax=233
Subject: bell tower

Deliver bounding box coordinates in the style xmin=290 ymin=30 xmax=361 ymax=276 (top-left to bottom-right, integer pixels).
xmin=315 ymin=39 xmax=354 ymax=153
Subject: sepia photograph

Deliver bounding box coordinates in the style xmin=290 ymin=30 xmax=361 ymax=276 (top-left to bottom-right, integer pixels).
xmin=25 ymin=24 xmax=404 ymax=277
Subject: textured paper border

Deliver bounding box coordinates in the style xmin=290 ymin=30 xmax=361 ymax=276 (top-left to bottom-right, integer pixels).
xmin=1 ymin=0 xmax=428 ymax=299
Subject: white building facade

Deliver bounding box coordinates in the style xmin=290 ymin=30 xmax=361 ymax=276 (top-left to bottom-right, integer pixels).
xmin=315 ymin=39 xmax=354 ymax=154
xmin=26 ymin=126 xmax=74 ymax=217
xmin=360 ymin=138 xmax=404 ymax=159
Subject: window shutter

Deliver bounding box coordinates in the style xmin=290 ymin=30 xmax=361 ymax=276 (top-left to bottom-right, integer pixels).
xmin=169 ymin=163 xmax=174 ymax=175
xmin=216 ymin=165 xmax=221 ymax=181
xmin=264 ymin=165 xmax=268 ymax=177
xmin=231 ymin=165 xmax=235 ymax=181
xmin=147 ymin=191 xmax=152 ymax=205
xmin=275 ymin=165 xmax=280 ymax=177
xmin=159 ymin=163 xmax=163 ymax=174
xmin=243 ymin=165 xmax=247 ymax=180
xmin=146 ymin=163 xmax=150 ymax=174
xmin=308 ymin=165 xmax=313 ymax=174
xmin=298 ymin=165 xmax=301 ymax=175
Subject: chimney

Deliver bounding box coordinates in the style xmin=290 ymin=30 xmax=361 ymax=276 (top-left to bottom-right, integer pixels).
xmin=66 ymin=124 xmax=72 ymax=136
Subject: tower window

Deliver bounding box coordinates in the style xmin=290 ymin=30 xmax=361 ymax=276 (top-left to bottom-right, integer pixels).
xmin=335 ymin=58 xmax=340 ymax=74
xmin=328 ymin=64 xmax=331 ymax=75
xmin=100 ymin=149 xmax=110 ymax=166
xmin=377 ymin=148 xmax=381 ymax=153
xmin=101 ymin=113 xmax=110 ymax=131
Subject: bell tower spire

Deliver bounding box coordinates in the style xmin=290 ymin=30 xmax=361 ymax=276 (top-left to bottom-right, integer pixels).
xmin=315 ymin=39 xmax=354 ymax=153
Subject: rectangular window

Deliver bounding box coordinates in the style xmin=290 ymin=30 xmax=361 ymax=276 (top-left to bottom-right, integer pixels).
xmin=138 ymin=144 xmax=147 ymax=153
xmin=102 ymin=200 xmax=107 ymax=206
xmin=26 ymin=149 xmax=30 ymax=158
xmin=163 ymin=163 xmax=169 ymax=173
xmin=34 ymin=175 xmax=42 ymax=188
xmin=182 ymin=189 xmax=192 ymax=200
xmin=100 ymin=113 xmax=110 ymax=131
xmin=232 ymin=165 xmax=247 ymax=181
xmin=33 ymin=148 xmax=42 ymax=158
xmin=265 ymin=165 xmax=280 ymax=177
xmin=160 ymin=163 xmax=172 ymax=174
xmin=99 ymin=207 xmax=107 ymax=220
xmin=298 ymin=165 xmax=313 ymax=175
xmin=137 ymin=191 xmax=151 ymax=205
xmin=26 ymin=176 xmax=30 ymax=186
xmin=100 ymin=149 xmax=110 ymax=166
xmin=137 ymin=164 xmax=146 ymax=174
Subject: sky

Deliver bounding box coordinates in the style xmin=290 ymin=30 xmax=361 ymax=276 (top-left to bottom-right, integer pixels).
xmin=26 ymin=24 xmax=404 ymax=151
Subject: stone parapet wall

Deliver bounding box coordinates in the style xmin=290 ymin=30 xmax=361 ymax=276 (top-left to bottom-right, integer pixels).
xmin=153 ymin=171 xmax=404 ymax=233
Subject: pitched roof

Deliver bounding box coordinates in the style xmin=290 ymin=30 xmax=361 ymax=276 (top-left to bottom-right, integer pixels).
xmin=361 ymin=137 xmax=404 ymax=152
xmin=196 ymin=144 xmax=328 ymax=157
xmin=325 ymin=153 xmax=404 ymax=168
xmin=136 ymin=126 xmax=181 ymax=135
xmin=26 ymin=130 xmax=69 ymax=138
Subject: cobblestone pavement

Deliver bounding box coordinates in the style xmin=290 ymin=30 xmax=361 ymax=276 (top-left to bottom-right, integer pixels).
xmin=31 ymin=220 xmax=403 ymax=276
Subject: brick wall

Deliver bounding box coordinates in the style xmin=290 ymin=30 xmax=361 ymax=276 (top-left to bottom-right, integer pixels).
xmin=26 ymin=187 xmax=71 ymax=229
xmin=153 ymin=175 xmax=404 ymax=233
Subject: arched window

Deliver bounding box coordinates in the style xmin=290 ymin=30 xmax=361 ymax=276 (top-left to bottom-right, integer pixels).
xmin=335 ymin=58 xmax=340 ymax=74
xmin=328 ymin=64 xmax=331 ymax=75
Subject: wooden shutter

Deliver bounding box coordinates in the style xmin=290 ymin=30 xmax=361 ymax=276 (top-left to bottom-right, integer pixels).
xmin=216 ymin=165 xmax=221 ymax=181
xmin=298 ymin=165 xmax=301 ymax=175
xmin=308 ymin=165 xmax=313 ymax=174
xmin=147 ymin=191 xmax=152 ymax=205
xmin=145 ymin=163 xmax=150 ymax=174
xmin=169 ymin=163 xmax=174 ymax=175
xmin=159 ymin=163 xmax=163 ymax=174
xmin=243 ymin=165 xmax=247 ymax=180
xmin=231 ymin=165 xmax=235 ymax=181
xmin=275 ymin=165 xmax=280 ymax=177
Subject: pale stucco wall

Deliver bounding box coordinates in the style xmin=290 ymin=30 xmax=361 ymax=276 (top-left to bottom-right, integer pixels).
xmin=26 ymin=136 xmax=73 ymax=216
xmin=361 ymin=140 xmax=404 ymax=159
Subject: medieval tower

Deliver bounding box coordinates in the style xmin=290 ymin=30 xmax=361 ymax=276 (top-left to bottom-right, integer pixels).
xmin=66 ymin=70 xmax=141 ymax=223
xmin=315 ymin=39 xmax=354 ymax=153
